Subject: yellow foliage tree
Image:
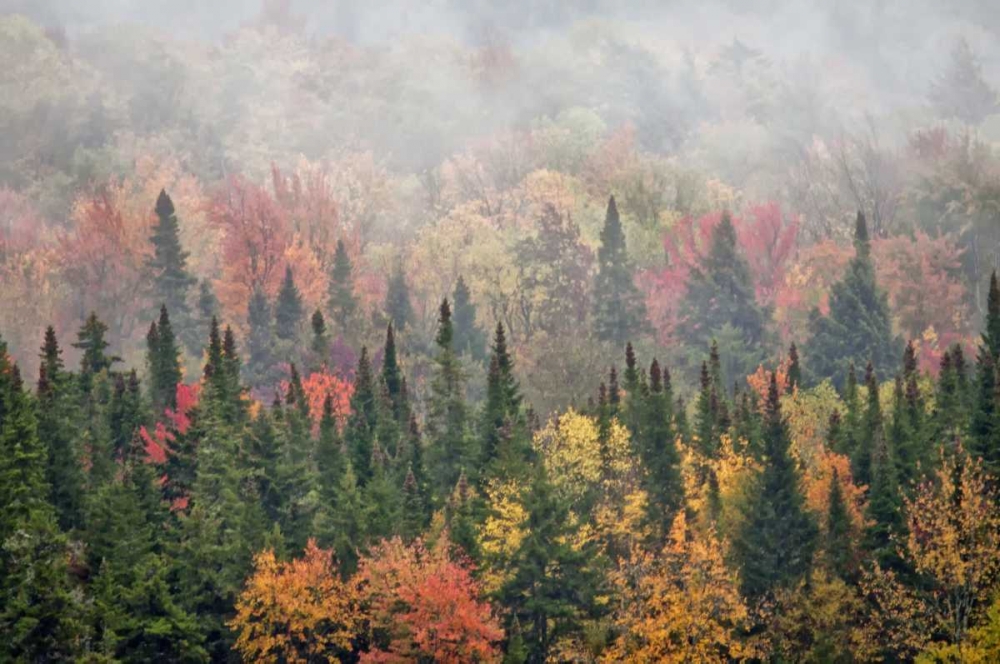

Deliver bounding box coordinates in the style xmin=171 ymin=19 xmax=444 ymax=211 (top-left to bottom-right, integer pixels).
xmin=230 ymin=540 xmax=363 ymax=663
xmin=604 ymin=511 xmax=749 ymax=663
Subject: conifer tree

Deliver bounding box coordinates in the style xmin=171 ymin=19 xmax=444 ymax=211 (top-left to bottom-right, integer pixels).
xmin=363 ymin=442 xmax=400 ymax=542
xmin=381 ymin=323 xmax=406 ymax=422
xmin=328 ymin=238 xmax=358 ymax=332
xmin=74 ymin=312 xmax=119 ymax=391
xmin=147 ymin=305 xmax=182 ymax=412
xmin=806 ymin=211 xmax=899 ymax=387
xmin=592 ymin=195 xmax=649 ymax=346
xmin=971 ymin=271 xmax=1000 ymax=475
xmin=499 ymin=464 xmax=602 ymax=662
xmin=426 ymin=299 xmax=475 ymax=500
xmin=731 ymin=373 xmax=817 ymax=599
xmin=864 ymin=425 xmax=905 ymax=573
xmin=309 ymin=309 xmax=329 ymax=370
xmin=854 ymin=361 xmax=883 ymax=487
xmin=148 ymin=189 xmax=197 ymax=349
xmin=346 ymin=346 xmax=377 ymax=484
xmin=824 ymin=468 xmax=854 ymax=580
xmin=246 ymin=286 xmax=276 ymax=389
xmin=328 ymin=460 xmax=366 ymax=576
xmin=275 ymin=265 xmax=304 ymax=342
xmin=195 ymin=279 xmax=220 ymax=347
xmin=889 ymin=373 xmax=918 ymax=488
xmin=384 ymin=259 xmax=414 ymax=332
xmin=935 ymin=344 xmax=970 ymax=443
xmin=452 ymin=275 xmax=487 ymax=360
xmin=481 ymin=321 xmax=523 ymax=471
xmin=447 ymin=471 xmax=479 ymax=560
xmin=37 ymin=327 xmax=84 ymax=531
xmin=639 ymin=359 xmax=682 ymax=538
xmin=400 ymin=465 xmax=425 ymax=542
xmin=677 ymin=211 xmax=769 ymax=374
xmin=787 ymin=342 xmax=802 ymax=393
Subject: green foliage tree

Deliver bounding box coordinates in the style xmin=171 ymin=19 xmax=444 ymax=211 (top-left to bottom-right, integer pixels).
xmin=328 ymin=239 xmax=358 ymax=332
xmin=148 ymin=189 xmax=197 ymax=352
xmin=275 ymin=265 xmax=304 ymax=343
xmin=452 ymin=275 xmax=487 ymax=360
xmin=592 ymin=195 xmax=649 ymax=347
xmin=384 ymin=259 xmax=414 ymax=333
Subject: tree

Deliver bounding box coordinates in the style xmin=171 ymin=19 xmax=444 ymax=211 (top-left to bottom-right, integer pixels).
xmin=328 ymin=239 xmax=358 ymax=332
xmin=806 ymin=211 xmax=899 ymax=388
xmin=971 ymin=271 xmax=1000 ymax=476
xmin=309 ymin=309 xmax=329 ymax=370
xmin=426 ymin=299 xmax=475 ymax=499
xmin=605 ymin=512 xmax=749 ymax=662
xmin=731 ymin=373 xmax=817 ymax=600
xmin=930 ymin=37 xmax=998 ymax=125
xmin=275 ymin=265 xmax=305 ymax=342
xmin=358 ymin=536 xmax=503 ymax=662
xmin=380 ymin=323 xmax=406 ymax=423
xmin=593 ymin=195 xmax=649 ymax=346
xmin=677 ymin=211 xmax=771 ymax=379
xmin=146 ymin=305 xmax=182 ymax=412
xmin=452 ymin=275 xmax=487 ymax=360
xmin=246 ymin=286 xmax=276 ymax=389
xmin=195 ymin=280 xmax=220 ymax=349
xmin=230 ymin=540 xmax=362 ymax=662
xmin=480 ymin=321 xmax=524 ymax=473
xmin=147 ymin=189 xmax=197 ymax=351
xmin=638 ymin=359 xmax=683 ymax=539
xmin=384 ymin=259 xmax=414 ymax=333
xmin=73 ymin=312 xmax=119 ymax=390
xmin=346 ymin=346 xmax=377 ymax=484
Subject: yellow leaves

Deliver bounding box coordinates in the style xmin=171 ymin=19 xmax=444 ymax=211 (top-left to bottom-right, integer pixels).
xmin=478 ymin=479 xmax=528 ymax=594
xmin=604 ymin=511 xmax=749 ymax=663
xmin=534 ymin=410 xmax=604 ymax=499
xmin=230 ymin=540 xmax=363 ymax=664
xmin=804 ymin=450 xmax=867 ymax=531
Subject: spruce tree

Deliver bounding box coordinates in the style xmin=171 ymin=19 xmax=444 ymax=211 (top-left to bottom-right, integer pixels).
xmin=639 ymin=358 xmax=682 ymax=539
xmin=309 ymin=309 xmax=329 ymax=370
xmin=452 ymin=275 xmax=487 ymax=360
xmin=346 ymin=346 xmax=377 ymax=484
xmin=246 ymin=286 xmax=275 ymax=389
xmin=731 ymin=373 xmax=817 ymax=599
xmin=787 ymin=342 xmax=802 ymax=393
xmin=481 ymin=321 xmax=523 ymax=471
xmin=328 ymin=239 xmax=358 ymax=332
xmin=148 ymin=190 xmax=197 ymax=350
xmin=824 ymin=468 xmax=854 ymax=580
xmin=806 ymin=211 xmax=899 ymax=388
xmin=381 ymin=323 xmax=406 ymax=422
xmin=73 ymin=312 xmax=119 ymax=390
xmin=592 ymin=195 xmax=649 ymax=346
xmin=147 ymin=305 xmax=182 ymax=412
xmin=275 ymin=265 xmax=304 ymax=342
xmin=677 ymin=211 xmax=770 ymax=375
xmin=384 ymin=259 xmax=414 ymax=332
xmin=426 ymin=299 xmax=475 ymax=500
xmin=971 ymin=271 xmax=1000 ymax=475
xmin=400 ymin=466 xmax=426 ymax=542
xmin=37 ymin=327 xmax=84 ymax=532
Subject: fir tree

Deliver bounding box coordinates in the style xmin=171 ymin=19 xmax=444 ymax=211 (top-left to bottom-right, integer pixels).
xmin=806 ymin=211 xmax=899 ymax=388
xmin=592 ymin=195 xmax=649 ymax=346
xmin=864 ymin=426 xmax=905 ymax=573
xmin=275 ymin=265 xmax=304 ymax=342
xmin=452 ymin=275 xmax=487 ymax=360
xmin=426 ymin=299 xmax=475 ymax=500
xmin=246 ymin=286 xmax=275 ymax=389
xmin=384 ymin=259 xmax=414 ymax=332
xmin=731 ymin=373 xmax=817 ymax=599
xmin=446 ymin=471 xmax=479 ymax=560
xmin=787 ymin=342 xmax=802 ymax=393
xmin=400 ymin=466 xmax=425 ymax=542
xmin=381 ymin=323 xmax=406 ymax=422
xmin=147 ymin=305 xmax=182 ymax=412
xmin=309 ymin=309 xmax=329 ymax=370
xmin=971 ymin=271 xmax=1000 ymax=475
xmin=639 ymin=358 xmax=682 ymax=539
xmin=481 ymin=321 xmax=523 ymax=471
xmin=854 ymin=361 xmax=883 ymax=487
xmin=73 ymin=312 xmax=119 ymax=390
xmin=824 ymin=468 xmax=854 ymax=580
xmin=346 ymin=346 xmax=377 ymax=484
xmin=677 ymin=211 xmax=770 ymax=375
xmin=148 ymin=189 xmax=197 ymax=350
xmin=328 ymin=239 xmax=358 ymax=332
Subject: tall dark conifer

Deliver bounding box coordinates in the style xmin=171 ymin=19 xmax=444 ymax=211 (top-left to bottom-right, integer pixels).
xmin=275 ymin=265 xmax=304 ymax=342
xmin=384 ymin=259 xmax=414 ymax=333
xmin=592 ymin=195 xmax=649 ymax=346
xmin=452 ymin=275 xmax=487 ymax=360
xmin=328 ymin=239 xmax=358 ymax=332
xmin=148 ymin=189 xmax=197 ymax=350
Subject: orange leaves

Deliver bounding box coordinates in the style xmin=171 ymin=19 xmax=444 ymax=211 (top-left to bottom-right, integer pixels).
xmin=804 ymin=451 xmax=867 ymax=532
xmin=357 ymin=536 xmax=503 ymax=663
xmin=230 ymin=540 xmax=363 ymax=663
xmin=292 ymin=368 xmax=353 ymax=433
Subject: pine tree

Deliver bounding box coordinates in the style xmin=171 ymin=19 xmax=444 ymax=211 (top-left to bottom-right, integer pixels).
xmin=384 ymin=259 xmax=414 ymax=332
xmin=677 ymin=211 xmax=770 ymax=374
xmin=73 ymin=312 xmax=119 ymax=391
xmin=148 ymin=189 xmax=197 ymax=349
xmin=824 ymin=468 xmax=854 ymax=580
xmin=731 ymin=373 xmax=817 ymax=599
xmin=426 ymin=299 xmax=475 ymax=501
xmin=499 ymin=464 xmax=602 ymax=662
xmin=346 ymin=346 xmax=377 ymax=484
xmin=328 ymin=238 xmax=358 ymax=332
xmin=37 ymin=327 xmax=84 ymax=532
xmin=309 ymin=309 xmax=329 ymax=370
xmin=452 ymin=275 xmax=487 ymax=360
xmin=275 ymin=265 xmax=304 ymax=342
xmin=806 ymin=211 xmax=899 ymax=388
xmin=246 ymin=286 xmax=276 ymax=389
xmin=147 ymin=305 xmax=182 ymax=413
xmin=592 ymin=195 xmax=649 ymax=346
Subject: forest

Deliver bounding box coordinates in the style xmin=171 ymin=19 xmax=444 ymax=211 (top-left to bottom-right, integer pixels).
xmin=4 ymin=0 xmax=1000 ymax=662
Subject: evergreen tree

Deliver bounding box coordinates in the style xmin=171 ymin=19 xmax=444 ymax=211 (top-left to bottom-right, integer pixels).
xmin=346 ymin=346 xmax=377 ymax=484
xmin=854 ymin=361 xmax=883 ymax=487
xmin=147 ymin=305 xmax=182 ymax=412
xmin=384 ymin=259 xmax=414 ymax=332
xmin=824 ymin=468 xmax=854 ymax=580
xmin=806 ymin=211 xmax=899 ymax=388
xmin=787 ymin=342 xmax=802 ymax=393
xmin=328 ymin=239 xmax=358 ymax=332
xmin=731 ymin=373 xmax=817 ymax=599
xmin=195 ymin=279 xmax=220 ymax=348
xmin=452 ymin=275 xmax=487 ymax=360
xmin=426 ymin=299 xmax=475 ymax=500
xmin=73 ymin=312 xmax=119 ymax=391
xmin=639 ymin=359 xmax=682 ymax=539
xmin=37 ymin=327 xmax=84 ymax=532
xmin=328 ymin=460 xmax=366 ymax=576
xmin=677 ymin=211 xmax=770 ymax=375
xmin=275 ymin=265 xmax=304 ymax=342
xmin=499 ymin=464 xmax=602 ymax=663
xmin=446 ymin=471 xmax=479 ymax=560
xmin=400 ymin=466 xmax=425 ymax=542
xmin=481 ymin=321 xmax=523 ymax=471
xmin=865 ymin=426 xmax=905 ymax=573
xmin=309 ymin=309 xmax=329 ymax=370
xmin=246 ymin=286 xmax=276 ymax=389
xmin=381 ymin=323 xmax=406 ymax=422
xmin=148 ymin=190 xmax=197 ymax=350
xmin=363 ymin=443 xmax=400 ymax=542
xmin=592 ymin=195 xmax=649 ymax=346
xmin=971 ymin=271 xmax=1000 ymax=475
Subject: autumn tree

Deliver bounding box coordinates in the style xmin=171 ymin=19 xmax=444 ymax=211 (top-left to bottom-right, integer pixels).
xmin=592 ymin=195 xmax=649 ymax=347
xmin=230 ymin=541 xmax=362 ymax=662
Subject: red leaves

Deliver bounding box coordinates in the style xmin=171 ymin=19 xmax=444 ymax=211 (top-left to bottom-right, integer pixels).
xmin=139 ymin=383 xmax=199 ymax=465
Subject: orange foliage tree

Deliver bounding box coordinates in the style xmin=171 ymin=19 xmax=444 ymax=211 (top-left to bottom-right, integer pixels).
xmin=230 ymin=540 xmax=363 ymax=663
xmin=356 ymin=536 xmax=503 ymax=663
xmin=279 ymin=368 xmax=354 ymax=434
